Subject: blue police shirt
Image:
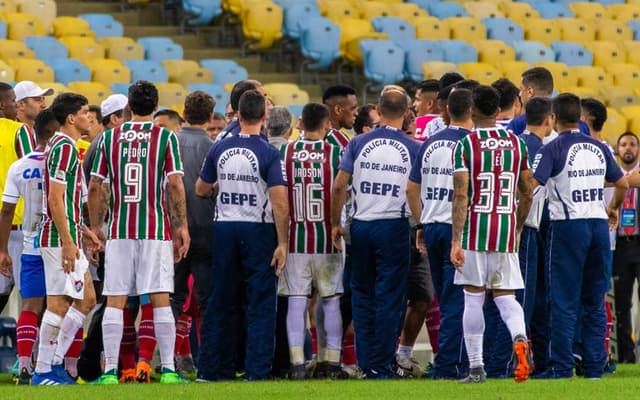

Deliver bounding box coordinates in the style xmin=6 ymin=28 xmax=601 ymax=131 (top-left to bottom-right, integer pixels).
xmin=508 ymin=114 xmax=591 ymax=136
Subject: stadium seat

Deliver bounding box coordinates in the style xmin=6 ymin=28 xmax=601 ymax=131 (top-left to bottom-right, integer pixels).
xmin=123 ymin=59 xmax=168 ymax=83
xmin=572 ymin=66 xmax=612 ymax=90
xmin=372 ymin=17 xmax=416 ymax=44
xmin=181 ymin=0 xmax=223 ymax=26
xmin=458 ymin=62 xmax=500 ymax=84
xmin=59 ymin=36 xmax=105 ymax=62
xmin=0 ymin=21 xmax=6 ymax=39
xmin=533 ymin=3 xmax=573 ymax=19
xmin=628 ymin=20 xmax=640 ymax=41
xmin=0 ymin=0 xmax=16 ymax=13
xmin=422 ymin=61 xmax=458 ymax=80
xmin=39 ymin=82 xmax=67 ymax=107
xmin=319 ymin=0 xmax=358 ymax=22
xmin=49 ymin=58 xmax=91 ymax=85
xmin=0 ymin=39 xmax=35 ymax=59
xmin=264 ymin=83 xmax=309 ymax=106
xmin=99 ymin=37 xmax=144 ymax=61
xmin=155 ymin=82 xmax=188 ymax=108
xmin=447 ymin=17 xmax=487 ymax=42
xmin=79 ymin=14 xmax=124 ymax=38
xmin=52 ymin=17 xmax=94 ymax=38
xmin=0 ymin=60 xmax=14 ymax=82
xmin=138 ymin=37 xmax=184 ymax=62
xmin=339 ymin=18 xmax=387 ymax=64
xmin=600 ymin=86 xmax=639 ymax=109
xmin=523 ymin=19 xmax=560 ymax=46
xmin=595 ymin=19 xmax=632 ymax=42
xmin=67 ymin=81 xmax=110 ymax=104
xmin=534 ymin=61 xmax=577 ymax=91
xmin=463 ymin=2 xmax=504 ymax=19
xmin=501 ymin=2 xmax=539 ymax=25
xmin=474 ymin=39 xmax=515 ymax=66
xmin=562 ymin=86 xmax=598 ymax=100
xmin=602 ymin=107 xmax=627 ymax=147
xmin=403 ymin=39 xmax=445 ymax=81
xmin=299 ymin=17 xmax=341 ymax=69
xmin=498 ymin=61 xmax=530 ymax=84
xmin=187 ymin=83 xmax=228 ymax=113
xmin=620 ymin=105 xmax=640 ymax=135
xmin=5 ymin=13 xmax=46 ymax=41
xmin=162 ymin=60 xmax=212 ymax=85
xmin=241 ymin=2 xmax=283 ymax=49
xmin=23 ymin=36 xmax=67 ymax=63
xmin=19 ymin=0 xmax=56 ymax=33
xmin=84 ymin=59 xmax=131 ymax=86
xmin=481 ymin=18 xmax=523 ymax=46
xmin=568 ymin=2 xmax=606 ymax=20
xmin=440 ymin=39 xmax=478 ymax=64
xmin=359 ymin=1 xmax=392 ymax=19
xmin=605 ymin=63 xmax=640 ymax=87
xmin=514 ymin=40 xmax=555 ymax=64
xmin=607 ymin=4 xmax=640 ymax=21
xmin=550 ymin=41 xmax=592 ymax=67
xmin=222 ymin=0 xmax=245 ymax=15
xmin=620 ymin=41 xmax=640 ymax=65
xmin=587 ymin=41 xmax=625 ymax=67
xmin=110 ymin=82 xmax=130 ymax=95
xmin=413 ymin=16 xmax=450 ymax=40
xmin=391 ymin=2 xmax=428 ymax=23
xmin=200 ymin=59 xmax=249 ymax=87
xmin=428 ymin=2 xmax=468 ymax=19
xmin=7 ymin=58 xmax=54 ymax=82
xmin=282 ymin=2 xmax=320 ymax=38
xmin=361 ymin=40 xmax=405 ymax=85
xmin=556 ymin=18 xmax=595 ymax=46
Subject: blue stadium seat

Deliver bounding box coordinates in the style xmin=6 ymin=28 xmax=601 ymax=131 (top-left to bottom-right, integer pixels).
xmin=299 ymin=17 xmax=341 ymax=69
xmin=137 ymin=37 xmax=184 ymax=62
xmin=589 ymin=0 xmax=624 ymax=4
xmin=361 ymin=40 xmax=405 ymax=85
xmin=551 ymin=41 xmax=593 ymax=67
xmin=274 ymin=0 xmax=315 ymax=7
xmin=187 ymin=83 xmax=228 ymax=113
xmin=532 ymin=3 xmax=573 ymax=19
xmin=514 ymin=40 xmax=555 ymax=63
xmin=182 ymin=0 xmax=222 ymax=26
xmin=628 ymin=20 xmax=640 ymax=41
xmin=110 ymin=82 xmax=131 ymax=95
xmin=428 ymin=2 xmax=468 ymax=19
xmin=200 ymin=59 xmax=249 ymax=87
xmin=372 ymin=17 xmax=416 ymax=44
xmin=287 ymin=104 xmax=304 ymax=118
xmin=482 ymin=17 xmax=524 ymax=46
xmin=0 ymin=21 xmax=6 ymax=39
xmin=79 ymin=13 xmax=124 ymax=38
xmin=409 ymin=0 xmax=437 ymax=12
xmin=519 ymin=0 xmax=552 ymax=5
xmin=402 ymin=39 xmax=445 ymax=82
xmin=23 ymin=36 xmax=68 ymax=63
xmin=49 ymin=59 xmax=91 ymax=86
xmin=123 ymin=60 xmax=169 ymax=83
xmin=440 ymin=40 xmax=478 ymax=64
xmin=283 ymin=2 xmax=320 ymax=38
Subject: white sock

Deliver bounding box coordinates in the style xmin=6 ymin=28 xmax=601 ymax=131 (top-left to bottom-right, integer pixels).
xmin=463 ymin=290 xmax=486 ymax=369
xmin=34 ymin=311 xmax=62 ymax=374
xmin=52 ymin=307 xmax=86 ymax=366
xmin=153 ymin=306 xmax=176 ymax=371
xmin=321 ymin=296 xmax=343 ymax=364
xmin=494 ymin=294 xmax=527 ymax=341
xmin=397 ymin=344 xmax=413 ymax=359
xmin=286 ymin=296 xmax=308 ymax=365
xmin=102 ymin=307 xmax=123 ymax=372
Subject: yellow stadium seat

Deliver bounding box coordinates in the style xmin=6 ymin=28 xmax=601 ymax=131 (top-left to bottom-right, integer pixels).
xmin=533 ymin=62 xmax=577 ymax=92
xmin=19 ymin=0 xmax=56 ymax=33
xmin=603 ymin=108 xmax=628 ymax=147
xmin=607 ymin=4 xmax=640 ymax=21
xmin=320 ymin=0 xmax=358 ymax=22
xmin=0 ymin=39 xmax=34 ymax=59
xmin=447 ymin=17 xmax=487 ymax=42
xmin=5 ymin=13 xmax=46 ymax=40
xmin=241 ymin=2 xmax=283 ymax=49
xmin=595 ymin=19 xmax=632 ymax=42
xmin=600 ymin=86 xmax=639 ymax=109
xmin=59 ymin=36 xmax=104 ymax=62
xmin=620 ymin=41 xmax=640 ymax=65
xmin=162 ymin=60 xmax=212 ymax=85
xmin=605 ymin=63 xmax=640 ymax=88
xmin=339 ymin=18 xmax=386 ymax=64
xmin=222 ymin=0 xmax=243 ymax=14
xmin=99 ymin=37 xmax=144 ymax=61
xmin=572 ymin=66 xmax=613 ymax=89
xmin=0 ymin=60 xmax=15 ymax=82
xmin=359 ymin=1 xmax=392 ymax=19
xmin=569 ymin=2 xmax=606 ymax=20
xmin=422 ymin=61 xmax=458 ymax=80
xmin=474 ymin=39 xmax=515 ymax=66
xmin=413 ymin=16 xmax=450 ymax=40
xmin=7 ymin=58 xmax=54 ymax=82
xmin=155 ymin=83 xmax=188 ymax=108
xmin=498 ymin=61 xmax=530 ymax=84
xmin=391 ymin=2 xmax=428 ymax=23
xmin=523 ymin=19 xmax=561 ymax=46
xmin=53 ymin=16 xmax=94 ymax=38
xmin=463 ymin=2 xmax=504 ymax=19
xmin=501 ymin=2 xmax=539 ymax=25
xmin=556 ymin=18 xmax=595 ymax=46
xmin=38 ymin=82 xmax=66 ymax=107
xmin=67 ymin=81 xmax=110 ymax=104
xmin=562 ymin=86 xmax=598 ymax=99
xmin=458 ymin=62 xmax=501 ymax=84
xmin=264 ymin=83 xmax=309 ymax=106
xmin=0 ymin=0 xmax=16 ymax=13
xmin=620 ymin=105 xmax=640 ymax=120
xmin=587 ymin=41 xmax=625 ymax=67
xmin=84 ymin=59 xmax=131 ymax=86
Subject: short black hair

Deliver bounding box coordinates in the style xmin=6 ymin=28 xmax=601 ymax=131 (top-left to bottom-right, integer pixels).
xmin=552 ymin=93 xmax=582 ymax=125
xmin=230 ymin=80 xmax=260 ymax=112
xmin=153 ymin=109 xmax=184 ymax=123
xmin=581 ymin=98 xmax=607 ymax=132
xmin=51 ymin=92 xmax=88 ymax=125
xmin=447 ymin=89 xmax=473 ymax=121
xmin=525 ymin=97 xmax=552 ymax=126
xmin=0 ymin=82 xmax=13 ymax=92
xmin=472 ymin=85 xmax=500 ymax=117
xmin=354 ymin=103 xmax=377 ymax=134
xmin=128 ymin=80 xmax=158 ymax=116
xmin=439 ymin=72 xmax=465 ymax=90
xmin=238 ymin=90 xmax=265 ymax=124
xmin=617 ymin=131 xmax=640 ymax=147
xmin=89 ymin=105 xmax=102 ymax=123
xmin=455 ymin=79 xmax=480 ymax=91
xmin=322 ymin=85 xmax=356 ymax=104
xmin=301 ymin=103 xmax=330 ymax=132
xmin=378 ymin=90 xmax=409 ymax=119
xmin=437 ymin=84 xmax=455 ymax=101
xmin=102 ymin=110 xmax=122 ymax=127
xmin=34 ymin=108 xmax=58 ymax=144
xmin=416 ymin=79 xmax=440 ymax=94
xmin=522 ymin=67 xmax=554 ymax=96
xmin=492 ymin=78 xmax=519 ymax=111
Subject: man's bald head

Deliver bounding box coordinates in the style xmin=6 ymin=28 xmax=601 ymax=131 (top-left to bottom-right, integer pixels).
xmin=378 ymin=90 xmax=410 ymax=120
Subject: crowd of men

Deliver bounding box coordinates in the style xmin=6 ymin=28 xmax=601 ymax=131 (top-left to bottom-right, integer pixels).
xmin=0 ymin=64 xmax=637 ymax=386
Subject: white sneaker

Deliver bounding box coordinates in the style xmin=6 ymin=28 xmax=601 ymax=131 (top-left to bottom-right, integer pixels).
xmin=341 ymin=364 xmax=365 ymax=379
xmin=395 ymin=354 xmax=423 ymax=378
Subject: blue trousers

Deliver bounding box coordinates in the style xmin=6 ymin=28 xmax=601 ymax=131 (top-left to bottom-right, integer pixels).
xmin=350 ymin=218 xmax=410 ymax=378
xmin=484 ymin=226 xmax=538 ymax=377
xmin=197 ymin=222 xmax=278 ymax=381
xmin=424 ymin=222 xmax=467 ymax=378
xmin=531 ymin=210 xmax=551 ymax=373
xmin=547 ymin=219 xmax=608 ymax=378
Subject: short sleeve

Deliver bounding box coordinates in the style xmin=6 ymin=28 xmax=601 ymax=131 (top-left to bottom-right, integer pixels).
xmin=409 ymin=141 xmax=427 ymax=184
xmin=518 ymin=137 xmax=530 ymax=171
xmin=603 ymin=143 xmax=623 ymax=183
xmin=2 ymin=163 xmax=20 ymax=204
xmin=15 ymin=124 xmax=35 ymax=159
xmin=48 ymin=143 xmax=76 ymax=185
xmin=532 ymin=145 xmax=552 ymax=185
xmin=265 ymin=150 xmax=287 ymax=188
xmin=338 ymin=138 xmax=357 ymax=174
xmin=90 ymin=135 xmax=108 ymax=180
xmin=164 ymin=131 xmax=184 ymax=177
xmin=199 ymin=142 xmax=219 ymax=184
xmin=452 ymin=138 xmax=469 ymax=172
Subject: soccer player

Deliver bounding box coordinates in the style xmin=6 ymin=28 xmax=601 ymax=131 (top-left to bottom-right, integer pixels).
xmin=215 ymin=80 xmax=266 ymax=141
xmin=195 ymin=90 xmax=288 ymax=381
xmin=450 ymin=85 xmax=535 ymax=384
xmin=407 ymin=88 xmax=474 ymax=379
xmin=492 ymin=78 xmax=521 ymax=127
xmin=532 ymin=94 xmax=627 ymax=379
xmin=323 ymin=85 xmax=358 ymax=145
xmin=31 ymin=93 xmax=101 ymax=385
xmin=89 ymin=81 xmax=190 ymax=384
xmin=331 ymin=90 xmax=420 ymax=378
xmin=413 ymin=79 xmax=440 ymax=141
xmin=0 ymin=109 xmax=58 ymax=384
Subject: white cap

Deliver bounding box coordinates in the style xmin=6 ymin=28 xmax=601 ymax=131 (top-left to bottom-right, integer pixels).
xmin=14 ymin=81 xmax=54 ymax=102
xmin=100 ymin=94 xmax=128 ymax=118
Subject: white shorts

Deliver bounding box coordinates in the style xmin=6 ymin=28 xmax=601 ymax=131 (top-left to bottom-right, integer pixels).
xmin=103 ymin=239 xmax=174 ymax=296
xmin=41 ymin=247 xmax=89 ymax=296
xmin=278 ymin=253 xmax=344 ymax=298
xmin=454 ymin=250 xmax=524 ymax=290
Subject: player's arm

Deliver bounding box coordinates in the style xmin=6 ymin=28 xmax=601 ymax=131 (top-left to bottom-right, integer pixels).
xmin=330 ymin=170 xmax=351 ymax=252
xmin=516 ymin=169 xmax=535 ymax=234
xmin=269 ymin=185 xmax=289 ymax=276
xmin=450 ymin=171 xmax=469 ymax=270
xmin=407 ymin=181 xmax=422 ymax=226
xmin=167 ymin=173 xmax=190 ymax=262
xmin=195 ymin=178 xmax=218 ymax=199
xmin=87 ymin=176 xmax=107 ymax=236
xmin=0 ymin=202 xmax=16 ymax=277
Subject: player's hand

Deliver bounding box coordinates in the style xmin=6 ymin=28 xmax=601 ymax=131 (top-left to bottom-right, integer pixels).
xmin=90 ymin=226 xmax=106 ymax=244
xmin=607 ymin=207 xmax=619 ymax=230
xmin=331 ymin=225 xmax=346 ymax=252
xmin=516 ymin=228 xmax=523 ymax=248
xmin=83 ymin=228 xmax=103 ymax=254
xmin=0 ymin=251 xmax=11 ymax=277
xmin=416 ymin=228 xmax=427 ymax=256
xmin=173 ymin=226 xmax=190 ymax=263
xmin=271 ymin=243 xmax=287 ymax=276
xmin=62 ymin=242 xmax=80 ymax=273
xmin=450 ymin=241 xmax=465 ymax=272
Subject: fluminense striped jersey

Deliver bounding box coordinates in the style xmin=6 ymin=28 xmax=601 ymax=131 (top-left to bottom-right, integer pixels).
xmin=15 ymin=124 xmax=36 ymax=159
xmin=91 ymin=121 xmax=183 ymax=241
xmin=281 ymin=139 xmax=342 ymax=254
xmin=325 ymin=128 xmax=350 ymax=149
xmin=40 ymin=133 xmax=85 ymax=248
xmin=453 ymin=126 xmax=529 ymax=253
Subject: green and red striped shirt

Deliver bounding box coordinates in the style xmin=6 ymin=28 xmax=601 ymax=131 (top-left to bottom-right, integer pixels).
xmin=15 ymin=123 xmax=36 ymax=158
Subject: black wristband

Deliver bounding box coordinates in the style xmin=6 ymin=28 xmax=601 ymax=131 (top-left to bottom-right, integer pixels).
xmin=415 ymin=223 xmax=424 ymax=230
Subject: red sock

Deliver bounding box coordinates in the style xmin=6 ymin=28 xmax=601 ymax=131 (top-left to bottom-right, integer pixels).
xmin=138 ymin=303 xmax=156 ymax=362
xmin=16 ymin=310 xmax=38 ymax=359
xmin=341 ymin=331 xmax=356 ymax=365
xmin=175 ymin=313 xmax=191 ymax=356
xmin=310 ymin=326 xmax=318 ymax=357
xmin=425 ymin=296 xmax=441 ymax=355
xmin=119 ymin=306 xmax=137 ymax=369
xmin=605 ymin=298 xmax=613 ymax=357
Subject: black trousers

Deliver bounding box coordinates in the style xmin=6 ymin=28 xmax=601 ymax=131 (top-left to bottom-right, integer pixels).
xmin=612 ymin=237 xmax=640 ymax=363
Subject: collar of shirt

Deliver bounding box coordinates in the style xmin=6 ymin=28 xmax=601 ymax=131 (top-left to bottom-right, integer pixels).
xmin=558 ymin=129 xmax=581 ymax=135
xmin=55 ymin=131 xmax=76 ymax=145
